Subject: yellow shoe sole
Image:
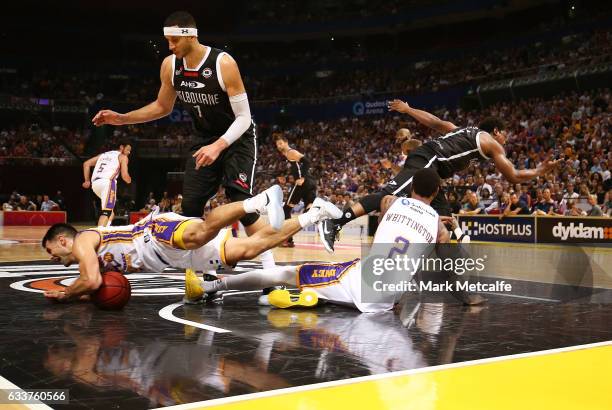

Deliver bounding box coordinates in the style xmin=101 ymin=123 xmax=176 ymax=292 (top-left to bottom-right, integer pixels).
xmin=184 ymin=268 xmax=204 ymax=302
xmin=268 ymin=289 xmax=318 ymax=309
xmin=267 ymin=310 xmax=319 ymax=328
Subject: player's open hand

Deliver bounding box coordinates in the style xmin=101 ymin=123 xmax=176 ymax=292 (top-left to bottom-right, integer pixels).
xmin=439 ymin=215 xmax=458 ymax=229
xmin=92 ymin=110 xmax=125 ymax=126
xmin=44 ymin=290 xmax=69 ymax=302
xmin=388 ymin=99 xmax=410 ymax=113
xmin=380 ymin=159 xmax=392 ymax=169
xmin=82 ymin=181 xmax=91 ymax=189
xmin=536 ymin=157 xmax=561 ymax=176
xmin=193 ymin=140 xmax=228 ymax=169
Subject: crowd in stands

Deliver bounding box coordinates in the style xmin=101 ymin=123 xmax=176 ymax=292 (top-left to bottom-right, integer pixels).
xmin=245 ymin=29 xmax=612 ymax=102
xmin=1 ymin=191 xmax=65 ymax=212
xmin=257 ymin=88 xmax=611 ymax=217
xmin=2 ymin=28 xmax=610 ymax=105
xmin=244 ymin=0 xmax=416 ymax=25
xmin=0 ymin=124 xmax=86 ymax=165
xmin=2 ymin=87 xmax=611 ymax=219
xmin=1 ymin=12 xmax=611 ymax=222
xmin=139 ymin=192 xmax=183 ymax=215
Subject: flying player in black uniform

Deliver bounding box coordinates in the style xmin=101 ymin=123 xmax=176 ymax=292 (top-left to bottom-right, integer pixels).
xmin=275 ymin=135 xmax=317 ymax=247
xmin=319 ymin=99 xmax=560 ymax=252
xmin=92 ymin=11 xmax=278 ymax=302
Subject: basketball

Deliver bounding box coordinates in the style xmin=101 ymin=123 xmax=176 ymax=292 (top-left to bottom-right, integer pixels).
xmin=91 ymin=271 xmax=131 ymax=310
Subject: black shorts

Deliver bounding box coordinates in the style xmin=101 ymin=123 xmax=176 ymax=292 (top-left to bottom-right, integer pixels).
xmin=381 ymin=153 xmax=451 ymax=216
xmin=286 ymin=180 xmax=317 ymax=208
xmin=183 ymin=135 xmax=256 ymax=209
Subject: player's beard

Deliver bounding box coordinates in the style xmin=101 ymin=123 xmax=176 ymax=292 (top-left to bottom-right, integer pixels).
xmin=60 ymin=255 xmax=73 ymax=267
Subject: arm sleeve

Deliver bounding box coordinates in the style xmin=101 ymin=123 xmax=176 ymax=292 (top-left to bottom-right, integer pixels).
xmin=219 ymin=93 xmax=252 ymax=145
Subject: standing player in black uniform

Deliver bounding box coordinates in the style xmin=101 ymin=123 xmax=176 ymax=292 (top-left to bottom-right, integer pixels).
xmin=319 ymin=99 xmax=559 ymax=252
xmin=91 ymin=11 xmax=279 ymax=300
xmin=275 ymin=135 xmax=317 ymax=247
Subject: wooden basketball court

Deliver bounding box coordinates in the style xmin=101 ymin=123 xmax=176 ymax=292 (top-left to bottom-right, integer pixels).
xmin=1 ymin=224 xmax=611 ymax=409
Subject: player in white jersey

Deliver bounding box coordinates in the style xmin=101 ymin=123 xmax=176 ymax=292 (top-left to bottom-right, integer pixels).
xmin=82 ymin=142 xmax=132 ymax=227
xmin=193 ymin=168 xmax=478 ymax=312
xmin=40 ymin=185 xmax=343 ymax=303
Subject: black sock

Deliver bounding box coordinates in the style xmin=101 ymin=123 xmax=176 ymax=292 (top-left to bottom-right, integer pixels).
xmin=359 ymin=192 xmax=385 ymax=213
xmin=283 ymin=205 xmax=292 ymax=220
xmin=336 ymin=207 xmax=357 ymax=227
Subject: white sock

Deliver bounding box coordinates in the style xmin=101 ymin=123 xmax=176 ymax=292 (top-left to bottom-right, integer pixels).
xmin=243 ymin=192 xmax=267 ymax=214
xmin=221 ymin=266 xmax=295 ymax=290
xmin=260 ymin=249 xmax=276 ymax=269
xmin=203 ymin=277 xmax=228 ymax=293
xmin=298 ymin=212 xmax=312 ymax=228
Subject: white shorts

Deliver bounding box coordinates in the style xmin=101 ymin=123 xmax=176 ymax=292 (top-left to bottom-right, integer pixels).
xmin=296 ymin=259 xmax=396 ymax=313
xmin=138 ymin=213 xmax=233 ymax=272
xmin=187 ymin=228 xmax=233 ymax=271
xmin=92 ymin=178 xmax=117 ymax=211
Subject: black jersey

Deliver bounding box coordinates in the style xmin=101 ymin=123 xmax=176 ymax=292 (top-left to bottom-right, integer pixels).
xmin=172 ymin=47 xmax=255 ymax=147
xmin=416 ymin=127 xmax=490 ymax=179
xmin=288 ymin=151 xmax=314 ymax=181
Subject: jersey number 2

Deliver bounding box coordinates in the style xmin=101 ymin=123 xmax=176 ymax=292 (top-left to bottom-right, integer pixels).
xmin=388 ymin=236 xmax=410 ymax=258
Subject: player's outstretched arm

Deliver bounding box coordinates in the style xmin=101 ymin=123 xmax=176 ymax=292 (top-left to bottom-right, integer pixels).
xmin=388 ymin=99 xmax=457 ymax=134
xmin=82 ymin=155 xmax=99 ymax=189
xmin=483 ymin=134 xmax=559 ymax=183
xmin=119 ymin=155 xmax=131 ymax=184
xmin=66 ymin=232 xmax=103 ymax=299
xmin=92 ymin=56 xmax=177 ymax=126
xmin=45 ymin=232 xmax=103 ymax=302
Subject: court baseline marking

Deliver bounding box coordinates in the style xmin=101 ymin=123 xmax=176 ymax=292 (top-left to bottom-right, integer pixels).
xmin=155 ymin=339 xmax=612 ymax=410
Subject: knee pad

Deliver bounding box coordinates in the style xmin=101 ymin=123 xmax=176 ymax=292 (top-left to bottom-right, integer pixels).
xmin=100 ymin=209 xmax=112 ymax=218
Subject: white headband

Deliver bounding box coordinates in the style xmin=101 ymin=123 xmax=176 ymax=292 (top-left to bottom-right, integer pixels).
xmin=163 ymin=27 xmax=198 ymax=36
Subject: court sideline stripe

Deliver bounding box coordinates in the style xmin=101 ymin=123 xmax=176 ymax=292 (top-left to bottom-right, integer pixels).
xmin=155 ymin=339 xmax=612 ymax=410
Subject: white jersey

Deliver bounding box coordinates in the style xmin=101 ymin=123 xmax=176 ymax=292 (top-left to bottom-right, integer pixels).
xmin=298 ymin=197 xmax=439 ymax=313
xmin=373 ymin=197 xmax=439 ymax=244
xmin=84 ymin=212 xmax=231 ymax=273
xmin=92 ymin=150 xmax=121 ymax=181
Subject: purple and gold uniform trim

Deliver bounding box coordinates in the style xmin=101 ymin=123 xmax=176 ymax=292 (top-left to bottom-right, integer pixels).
xmin=102 ymin=179 xmax=117 ymax=211
xmin=171 ymin=219 xmax=199 ymax=250
xmin=99 ymin=229 xmax=139 ymax=245
xmin=219 ymin=229 xmax=233 ymax=266
xmin=297 ymin=259 xmax=360 ymax=289
xmin=130 ymin=216 xmax=200 ymax=249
